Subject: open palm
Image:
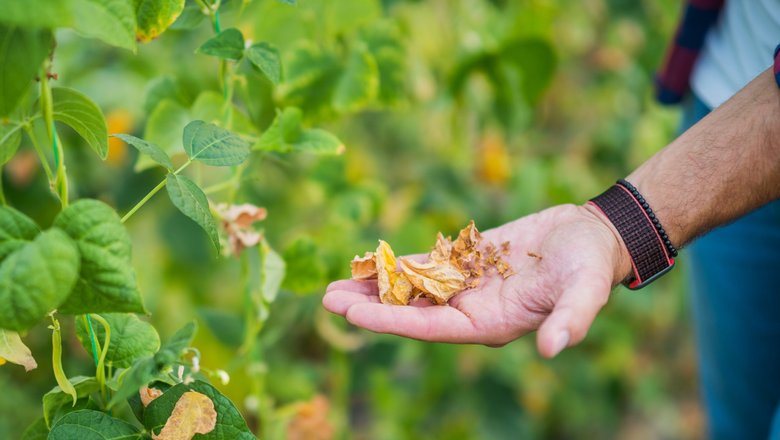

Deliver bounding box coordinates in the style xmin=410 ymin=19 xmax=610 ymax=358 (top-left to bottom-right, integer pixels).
xmin=323 ymin=204 xmax=630 ymax=357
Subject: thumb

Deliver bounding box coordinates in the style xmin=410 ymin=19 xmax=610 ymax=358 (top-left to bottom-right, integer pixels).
xmin=536 ymin=273 xmax=612 ymax=358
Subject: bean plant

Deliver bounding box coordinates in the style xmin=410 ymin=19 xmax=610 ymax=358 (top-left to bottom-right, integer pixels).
xmin=0 ymin=0 xmax=404 ymax=437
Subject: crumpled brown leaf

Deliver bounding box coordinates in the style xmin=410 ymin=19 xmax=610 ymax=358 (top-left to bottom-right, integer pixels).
xmin=215 ymin=203 xmax=268 ymax=256
xmin=140 ymin=385 xmax=163 ymax=407
xmin=151 ymin=390 xmax=217 ymax=440
xmin=349 ymin=221 xmax=514 ymax=305
xmin=350 ymin=252 xmax=377 ymax=280
xmin=399 ymin=258 xmax=466 ymax=305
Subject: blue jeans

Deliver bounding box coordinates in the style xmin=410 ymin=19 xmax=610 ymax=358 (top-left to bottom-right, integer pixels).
xmin=683 ymin=96 xmax=780 ymax=439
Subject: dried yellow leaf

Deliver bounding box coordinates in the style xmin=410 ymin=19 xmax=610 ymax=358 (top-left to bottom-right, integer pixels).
xmin=399 ymin=258 xmax=466 ymax=305
xmin=389 ymin=273 xmax=414 ymax=305
xmin=376 ymin=240 xmax=399 ymax=304
xmin=350 ymin=252 xmax=377 ymax=280
xmin=430 ymin=232 xmax=452 ymax=263
xmin=140 ymin=385 xmax=163 ymax=408
xmin=152 ymin=391 xmax=217 ymax=440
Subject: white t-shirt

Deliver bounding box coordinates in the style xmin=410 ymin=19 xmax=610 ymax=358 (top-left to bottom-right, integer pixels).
xmin=690 ymin=0 xmax=780 ymax=109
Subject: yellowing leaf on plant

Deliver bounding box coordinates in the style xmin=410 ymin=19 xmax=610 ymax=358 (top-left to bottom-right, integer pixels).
xmin=216 ymin=203 xmax=268 ymax=256
xmin=0 ymin=329 xmax=37 ymax=371
xmin=350 ymin=252 xmax=377 ymax=280
xmin=151 ymin=390 xmax=216 ymax=440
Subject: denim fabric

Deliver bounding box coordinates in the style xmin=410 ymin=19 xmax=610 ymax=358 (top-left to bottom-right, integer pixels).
xmin=681 ymin=95 xmax=780 ymax=439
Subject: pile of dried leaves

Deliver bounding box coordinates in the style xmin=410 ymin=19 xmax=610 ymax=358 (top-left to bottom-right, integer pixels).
xmin=351 ymin=221 xmax=514 ymax=305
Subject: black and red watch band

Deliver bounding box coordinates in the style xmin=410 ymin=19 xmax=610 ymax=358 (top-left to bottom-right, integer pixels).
xmin=588 ymin=180 xmax=676 ymax=290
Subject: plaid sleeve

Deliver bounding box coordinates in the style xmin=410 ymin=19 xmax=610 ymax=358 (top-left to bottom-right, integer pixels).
xmin=655 ymin=0 xmax=725 ymax=105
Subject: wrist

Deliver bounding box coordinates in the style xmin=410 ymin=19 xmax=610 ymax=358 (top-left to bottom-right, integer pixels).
xmin=581 ymin=203 xmax=634 ymax=286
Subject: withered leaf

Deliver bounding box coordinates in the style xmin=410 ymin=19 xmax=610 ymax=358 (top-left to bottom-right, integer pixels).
xmin=140 ymin=385 xmax=163 ymax=408
xmin=389 ymin=273 xmax=414 ymax=305
xmin=151 ymin=390 xmax=217 ymax=440
xmin=399 ymin=258 xmax=466 ymax=305
xmin=430 ymin=232 xmax=452 ymax=263
xmin=350 ymin=252 xmax=377 ymax=280
xmin=376 ymin=240 xmax=399 ymax=304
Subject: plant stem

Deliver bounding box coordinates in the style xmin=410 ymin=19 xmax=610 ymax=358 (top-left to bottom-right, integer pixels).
xmin=121 ymin=160 xmax=192 ymax=223
xmin=89 ymin=314 xmax=111 ymax=403
xmin=82 ymin=315 xmax=101 ymax=367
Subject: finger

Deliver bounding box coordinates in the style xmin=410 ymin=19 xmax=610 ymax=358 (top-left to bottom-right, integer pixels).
xmin=323 ymin=290 xmax=380 ymax=315
xmin=326 ymin=279 xmax=378 ymax=295
xmin=536 ymin=273 xmax=611 ymax=358
xmin=345 ymin=303 xmax=480 ymax=343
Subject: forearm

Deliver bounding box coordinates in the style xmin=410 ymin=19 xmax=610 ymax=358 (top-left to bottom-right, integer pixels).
xmin=629 ymin=67 xmax=780 ymax=250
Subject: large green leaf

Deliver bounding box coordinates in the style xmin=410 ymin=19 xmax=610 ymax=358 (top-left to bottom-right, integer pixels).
xmin=71 ymin=0 xmax=137 ymax=51
xmin=0 ymin=229 xmax=79 ymax=331
xmin=278 ymin=43 xmax=341 ymax=115
xmin=133 ymin=0 xmax=185 ymax=43
xmin=182 ymin=120 xmax=250 ymax=166
xmin=144 ymin=380 xmax=255 ymax=439
xmin=0 ymin=120 xmax=23 ymax=165
xmin=197 ymin=28 xmax=245 ymax=61
xmin=0 ymin=26 xmax=53 ymax=116
xmin=75 ymin=313 xmax=160 ymax=368
xmin=0 ymin=329 xmax=37 ymax=371
xmin=281 ymin=236 xmax=326 ymax=294
xmin=254 ymin=107 xmax=343 ymax=155
xmin=166 ymin=174 xmax=220 ymax=251
xmin=0 ymin=206 xmax=40 ymax=262
xmin=500 ymin=38 xmax=557 ymax=105
xmin=246 ymin=42 xmax=282 ymax=84
xmin=51 ymin=87 xmax=109 ymax=160
xmin=332 ymin=43 xmax=378 ymax=112
xmin=143 ymin=75 xmax=186 ymax=115
xmin=108 ymin=321 xmax=196 ymax=408
xmin=43 ymin=376 xmax=100 ymax=428
xmin=49 ymin=410 xmax=141 ymax=439
xmin=54 ymin=199 xmax=146 ymax=315
xmin=112 ymin=134 xmax=173 ymax=170
xmin=0 ymin=0 xmax=73 ymax=28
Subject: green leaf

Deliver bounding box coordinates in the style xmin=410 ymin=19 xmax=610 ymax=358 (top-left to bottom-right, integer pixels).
xmin=133 ymin=0 xmax=185 ymax=43
xmin=281 ymin=236 xmax=326 ymax=294
xmin=0 ymin=329 xmax=37 ymax=371
xmin=54 ymin=200 xmax=146 ymax=315
xmin=21 ymin=417 xmax=48 ymax=440
xmin=254 ymin=107 xmax=344 ymax=155
xmin=108 ymin=356 xmax=157 ymax=409
xmin=278 ymin=43 xmax=341 ymax=115
xmin=499 ymin=38 xmax=557 ymax=105
xmin=157 ymin=321 xmax=196 ymax=361
xmin=0 ymin=228 xmax=80 ymax=331
xmin=43 ymin=376 xmax=100 ymax=428
xmin=0 ymin=206 xmax=40 ymax=262
xmin=166 ymin=174 xmax=220 ymax=251
xmin=182 ymin=120 xmax=250 ymax=166
xmin=51 ymin=87 xmax=109 ymax=160
xmin=112 ymin=134 xmax=173 ymax=170
xmin=361 ymin=23 xmax=406 ymax=106
xmin=246 ymin=42 xmax=282 ymax=84
xmin=49 ymin=409 xmax=141 ymax=439
xmin=0 ymin=26 xmax=53 ymax=116
xmin=190 ymin=91 xmax=256 ymax=135
xmin=71 ymin=0 xmax=137 ymax=51
xmin=197 ymin=28 xmax=245 ymax=61
xmin=170 ymin=3 xmax=206 ymax=30
xmin=143 ymin=380 xmax=255 ymax=439
xmin=0 ymin=120 xmax=23 ymax=165
xmin=109 ymin=321 xmax=196 ymax=408
xmin=0 ymin=0 xmax=73 ymax=28
xmin=332 ymin=43 xmax=378 ymax=112
xmin=143 ymin=75 xmax=186 ymax=115
xmin=140 ymin=98 xmax=190 ymax=171
xmin=75 ymin=313 xmax=160 ymax=368
xmin=198 ymin=309 xmax=244 ymax=348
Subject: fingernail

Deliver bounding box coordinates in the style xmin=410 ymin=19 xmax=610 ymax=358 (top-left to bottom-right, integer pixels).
xmin=550 ymin=330 xmax=570 ymax=357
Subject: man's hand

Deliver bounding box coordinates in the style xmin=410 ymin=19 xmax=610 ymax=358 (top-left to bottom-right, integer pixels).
xmin=323 ymin=204 xmax=632 ymax=357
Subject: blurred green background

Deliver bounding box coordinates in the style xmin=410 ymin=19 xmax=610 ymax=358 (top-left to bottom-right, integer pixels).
xmin=0 ymin=0 xmax=703 ymax=438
